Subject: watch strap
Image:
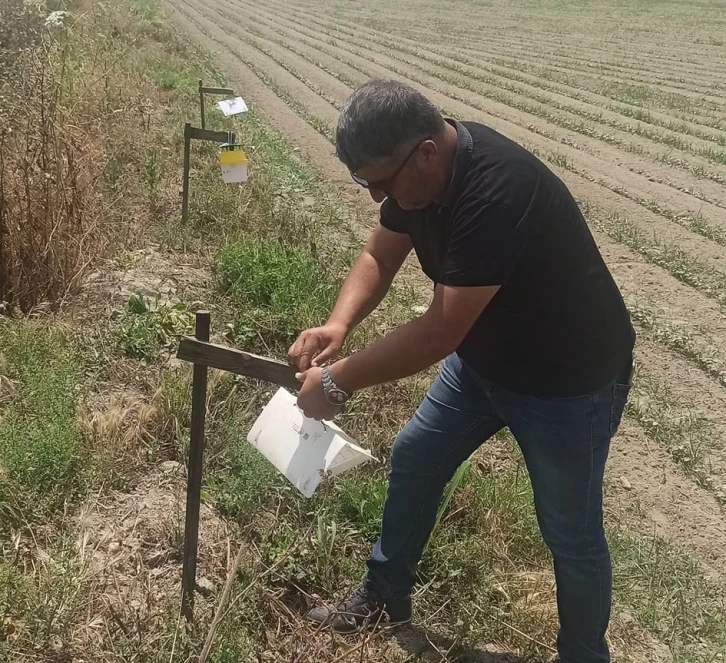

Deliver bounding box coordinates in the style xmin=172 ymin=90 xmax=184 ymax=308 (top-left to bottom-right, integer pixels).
xmin=321 ymin=365 xmax=352 ymax=405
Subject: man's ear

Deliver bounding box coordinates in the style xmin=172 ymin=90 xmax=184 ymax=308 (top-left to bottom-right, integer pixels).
xmin=419 ymin=139 xmax=438 ymax=165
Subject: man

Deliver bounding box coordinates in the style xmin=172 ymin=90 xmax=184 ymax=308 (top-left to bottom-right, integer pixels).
xmin=290 ymin=79 xmax=634 ymax=663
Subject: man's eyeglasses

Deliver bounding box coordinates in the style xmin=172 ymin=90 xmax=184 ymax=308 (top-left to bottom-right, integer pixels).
xmin=349 ymin=138 xmax=430 ymax=193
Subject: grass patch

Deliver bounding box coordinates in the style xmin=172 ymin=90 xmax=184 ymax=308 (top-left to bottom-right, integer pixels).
xmin=628 ymin=365 xmax=712 ymax=480
xmin=629 ymin=300 xmax=726 ymax=388
xmin=586 ymin=207 xmax=726 ymax=307
xmin=334 ymin=474 xmax=388 ymax=540
xmin=214 ymin=238 xmax=338 ymax=353
xmin=207 ymin=399 xmax=283 ymax=523
xmin=0 ymin=319 xmax=88 ymax=531
xmin=686 ymin=212 xmax=726 ymax=246
xmin=612 ymin=532 xmax=726 ymax=661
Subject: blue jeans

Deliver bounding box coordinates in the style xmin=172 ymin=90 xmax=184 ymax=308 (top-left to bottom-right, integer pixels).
xmin=366 ymin=353 xmax=630 ymax=663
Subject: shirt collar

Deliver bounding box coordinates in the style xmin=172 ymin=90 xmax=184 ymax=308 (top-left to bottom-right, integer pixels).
xmin=439 ymin=119 xmax=473 ymax=212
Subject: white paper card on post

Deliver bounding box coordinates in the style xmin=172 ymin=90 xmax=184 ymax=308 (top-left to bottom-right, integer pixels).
xmin=217 ymin=96 xmax=248 ymax=116
xmin=247 ymin=388 xmax=376 ymax=498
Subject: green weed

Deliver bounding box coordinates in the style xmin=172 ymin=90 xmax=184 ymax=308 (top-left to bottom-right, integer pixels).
xmin=209 ymin=426 xmax=282 ymax=524
xmin=549 ymin=152 xmax=570 ymax=169
xmin=154 ymin=67 xmax=197 ymax=91
xmin=334 ymin=475 xmax=387 ymax=540
xmin=114 ymin=293 xmax=195 ymax=361
xmin=686 ymin=212 xmax=726 ymax=246
xmin=611 ymin=83 xmax=651 ymax=105
xmin=207 ymin=603 xmax=256 ymax=662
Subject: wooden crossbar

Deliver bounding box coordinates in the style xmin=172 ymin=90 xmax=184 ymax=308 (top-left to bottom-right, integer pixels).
xmin=176 ymin=337 xmax=299 ymax=391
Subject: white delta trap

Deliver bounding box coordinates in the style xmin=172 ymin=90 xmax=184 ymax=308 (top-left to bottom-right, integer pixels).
xmin=217 ymin=96 xmax=248 ymax=117
xmin=248 ymin=388 xmax=376 ymax=497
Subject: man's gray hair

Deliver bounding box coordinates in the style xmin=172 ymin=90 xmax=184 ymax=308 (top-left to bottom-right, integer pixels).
xmin=336 ymin=79 xmax=446 ymax=172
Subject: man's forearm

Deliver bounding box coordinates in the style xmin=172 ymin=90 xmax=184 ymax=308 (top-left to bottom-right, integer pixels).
xmin=329 ymin=314 xmax=451 ymax=393
xmin=328 ymin=251 xmax=395 ymax=332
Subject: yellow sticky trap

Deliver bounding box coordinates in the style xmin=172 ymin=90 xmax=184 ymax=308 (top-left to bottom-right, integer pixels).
xmin=219 ymin=144 xmax=248 ymax=183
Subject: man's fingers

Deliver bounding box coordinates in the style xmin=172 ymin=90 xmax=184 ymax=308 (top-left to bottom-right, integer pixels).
xmin=298 ymin=353 xmax=312 ymax=372
xmin=311 ymin=345 xmax=339 ymax=367
xmin=288 ymin=335 xmax=304 ymax=363
xmin=297 ymin=336 xmax=319 ymax=372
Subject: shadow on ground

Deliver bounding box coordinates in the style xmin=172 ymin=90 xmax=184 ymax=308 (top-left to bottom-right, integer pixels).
xmin=392 ymin=624 xmax=525 ymax=662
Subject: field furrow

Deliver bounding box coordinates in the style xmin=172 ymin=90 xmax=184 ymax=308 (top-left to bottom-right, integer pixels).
xmin=296 ymin=8 xmax=726 ymax=122
xmin=218 ymin=0 xmax=726 ymax=289
xmin=258 ymin=3 xmax=723 ymax=164
xmin=235 ymin=0 xmax=726 ymax=201
xmin=325 ymin=5 xmax=726 ymax=95
xmin=172 ymin=0 xmax=723 ymax=352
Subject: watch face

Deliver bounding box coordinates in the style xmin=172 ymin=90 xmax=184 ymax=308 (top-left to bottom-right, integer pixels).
xmin=330 ymin=389 xmax=347 ymax=404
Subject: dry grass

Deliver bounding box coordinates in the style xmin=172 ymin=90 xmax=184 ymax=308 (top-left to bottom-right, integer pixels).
xmin=0 ymin=0 xmax=209 ymax=313
xmin=0 ymin=15 xmax=107 ymax=311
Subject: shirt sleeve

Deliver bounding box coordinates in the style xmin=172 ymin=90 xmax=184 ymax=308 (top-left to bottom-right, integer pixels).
xmin=379 ymin=198 xmax=410 ymax=234
xmin=441 ymin=201 xmax=531 ymax=287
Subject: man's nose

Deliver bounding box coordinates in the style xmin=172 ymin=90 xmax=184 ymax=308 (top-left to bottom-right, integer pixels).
xmin=369 ymin=188 xmax=387 ymax=203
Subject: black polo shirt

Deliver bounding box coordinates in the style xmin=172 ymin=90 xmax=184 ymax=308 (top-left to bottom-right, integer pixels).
xmin=381 ymin=120 xmax=635 ymax=397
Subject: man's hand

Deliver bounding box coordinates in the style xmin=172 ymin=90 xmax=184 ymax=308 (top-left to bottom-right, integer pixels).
xmin=288 ymin=322 xmax=348 ymax=372
xmin=296 ymin=366 xmax=343 ymax=420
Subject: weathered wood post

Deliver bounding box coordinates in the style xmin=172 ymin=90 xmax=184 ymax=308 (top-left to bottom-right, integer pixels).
xmin=198 ymin=80 xmax=235 ymax=130
xmin=181 ymin=122 xmax=192 ymax=225
xmin=198 ymin=79 xmax=206 ymax=130
xmin=181 ymin=310 xmax=211 ymax=622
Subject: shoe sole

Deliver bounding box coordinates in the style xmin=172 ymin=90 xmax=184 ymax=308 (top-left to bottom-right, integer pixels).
xmin=329 ymin=616 xmax=412 ymax=635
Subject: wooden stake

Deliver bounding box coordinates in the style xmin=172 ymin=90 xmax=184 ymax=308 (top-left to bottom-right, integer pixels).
xmin=199 ymin=79 xmax=206 ymax=129
xmin=177 ymin=337 xmax=298 ymax=390
xmin=181 ymin=310 xmax=211 ymax=622
xmin=181 ymin=122 xmax=191 ymax=225
xmin=180 ymin=125 xmax=233 ymax=225
xmin=198 ymin=80 xmax=235 ymax=129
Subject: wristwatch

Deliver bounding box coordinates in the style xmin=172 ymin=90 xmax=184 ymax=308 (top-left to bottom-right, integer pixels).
xmin=321 ymin=366 xmax=352 ymax=405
